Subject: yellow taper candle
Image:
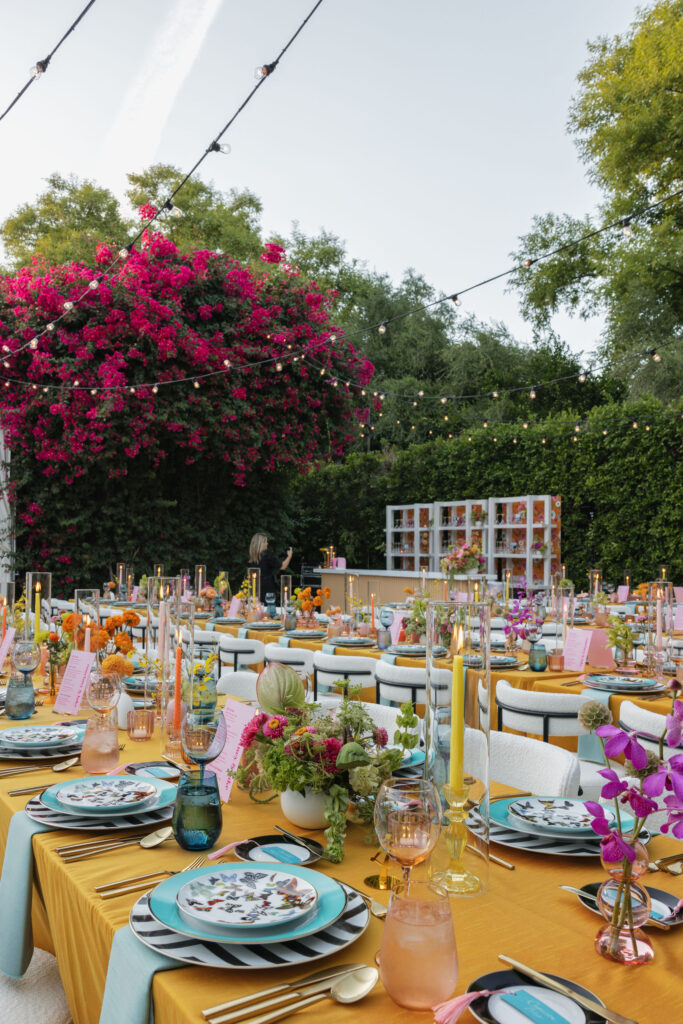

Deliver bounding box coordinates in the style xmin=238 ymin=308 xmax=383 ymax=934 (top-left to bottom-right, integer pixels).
xmin=449 ymin=649 xmax=464 ymax=790
xmin=34 ymin=582 xmax=41 ymax=637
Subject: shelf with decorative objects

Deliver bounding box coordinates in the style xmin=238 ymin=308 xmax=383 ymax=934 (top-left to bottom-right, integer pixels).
xmin=385 ymin=495 xmax=560 ymax=584
xmin=385 ymin=503 xmax=435 ymax=571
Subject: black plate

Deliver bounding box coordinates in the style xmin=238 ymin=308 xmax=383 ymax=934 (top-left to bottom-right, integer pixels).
xmin=466 ymin=969 xmax=606 ymax=1024
xmin=233 ymin=833 xmax=324 ymax=866
xmin=576 ymin=882 xmax=683 ymax=927
xmin=124 ymin=761 xmax=180 ymax=780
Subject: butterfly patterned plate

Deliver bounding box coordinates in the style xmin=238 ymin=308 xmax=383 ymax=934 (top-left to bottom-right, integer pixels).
xmin=176 ymin=867 xmax=319 ymax=931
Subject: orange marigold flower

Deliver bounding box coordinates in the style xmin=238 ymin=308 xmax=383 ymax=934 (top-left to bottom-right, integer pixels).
xmin=403 ymin=587 xmax=414 ymax=596
xmin=312 ymin=595 xmax=323 ymax=606
xmin=121 ymin=610 xmax=140 ymax=626
xmin=301 ymin=600 xmax=313 ymax=612
xmin=48 ymin=632 xmax=60 ymax=643
xmin=61 ymin=613 xmax=75 ymax=634
xmin=105 ymin=615 xmax=123 ymax=634
xmin=323 ymin=587 xmax=331 ymax=599
xmin=113 ymin=632 xmax=133 ymax=653
xmin=101 ymin=654 xmax=134 ymax=677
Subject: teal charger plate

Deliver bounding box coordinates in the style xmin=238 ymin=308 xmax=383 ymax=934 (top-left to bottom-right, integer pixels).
xmin=40 ymin=777 xmax=177 ymax=817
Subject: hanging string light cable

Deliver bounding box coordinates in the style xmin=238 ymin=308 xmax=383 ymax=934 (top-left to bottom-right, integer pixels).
xmin=0 ymin=0 xmax=99 ymax=125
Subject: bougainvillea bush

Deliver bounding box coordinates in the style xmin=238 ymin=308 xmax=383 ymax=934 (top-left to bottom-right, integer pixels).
xmin=0 ymin=231 xmax=374 ymax=589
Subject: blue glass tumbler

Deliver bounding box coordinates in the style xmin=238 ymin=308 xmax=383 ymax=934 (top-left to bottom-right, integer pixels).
xmin=172 ymin=769 xmax=222 ymax=850
xmin=528 ymin=641 xmax=548 ymax=672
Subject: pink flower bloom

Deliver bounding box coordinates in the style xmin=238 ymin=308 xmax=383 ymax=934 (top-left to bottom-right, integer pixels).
xmin=600 ymin=831 xmax=637 ymax=863
xmin=373 ymin=727 xmax=388 ymax=748
xmin=660 ymin=795 xmax=683 ymax=838
xmin=597 ymin=768 xmax=628 ymax=800
xmin=596 ymin=724 xmax=648 ymax=770
xmin=623 ymin=788 xmax=658 ymax=819
xmin=665 ymin=700 xmax=683 ymax=748
xmin=262 ymin=714 xmax=288 ymax=738
xmin=585 ymin=801 xmax=612 ymax=836
xmin=321 ymin=736 xmax=343 ymax=771
xmin=139 ymin=202 xmax=158 ymax=221
xmin=643 ymin=754 xmax=683 ymax=803
xmin=240 ymin=713 xmax=268 ymax=748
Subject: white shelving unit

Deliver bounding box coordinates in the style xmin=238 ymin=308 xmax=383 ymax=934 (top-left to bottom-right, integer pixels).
xmin=385 ymin=504 xmax=434 ymax=571
xmin=488 ymin=494 xmax=553 ymax=589
xmin=386 ymin=495 xmax=558 ymax=584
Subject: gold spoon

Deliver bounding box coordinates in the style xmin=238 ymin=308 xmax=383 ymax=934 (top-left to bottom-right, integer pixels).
xmin=0 ymin=755 xmax=80 ymax=778
xmin=239 ymin=968 xmax=379 ymax=1024
xmin=59 ymin=826 xmax=174 ymax=862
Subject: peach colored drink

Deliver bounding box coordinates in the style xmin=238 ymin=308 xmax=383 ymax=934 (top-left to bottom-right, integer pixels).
xmin=80 ymin=719 xmax=119 ymax=774
xmin=379 ymin=892 xmax=458 ymax=1009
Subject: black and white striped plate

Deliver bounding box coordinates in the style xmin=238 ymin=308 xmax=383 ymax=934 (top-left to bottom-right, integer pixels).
xmin=24 ymin=795 xmax=174 ymax=832
xmin=467 ymin=807 xmax=651 ymax=858
xmin=129 ymin=884 xmax=369 ymax=969
xmin=0 ymin=742 xmax=82 ymax=762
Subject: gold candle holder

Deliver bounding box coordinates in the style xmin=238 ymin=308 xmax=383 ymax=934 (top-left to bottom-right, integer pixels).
xmin=432 ymin=784 xmax=482 ymax=895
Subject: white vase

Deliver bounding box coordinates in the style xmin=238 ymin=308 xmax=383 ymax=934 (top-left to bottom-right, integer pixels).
xmin=279 ymin=787 xmax=327 ymax=829
xmin=466 ymin=568 xmax=480 ymax=577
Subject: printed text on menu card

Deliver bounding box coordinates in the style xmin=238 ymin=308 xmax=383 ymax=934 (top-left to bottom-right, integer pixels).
xmin=563 ymin=628 xmax=591 ymax=672
xmin=53 ymin=650 xmax=96 ymax=714
xmin=206 ymin=698 xmax=257 ymax=801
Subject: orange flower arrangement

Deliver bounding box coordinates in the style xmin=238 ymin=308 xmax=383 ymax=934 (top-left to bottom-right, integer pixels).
xmin=312 ymin=595 xmax=323 ymax=607
xmin=101 ymin=654 xmax=134 ymax=677
xmin=323 ymin=586 xmax=331 ymax=599
xmin=61 ymin=612 xmax=75 ymax=634
xmin=104 ymin=615 xmax=124 ymax=633
xmin=403 ymin=587 xmax=414 ymax=596
xmin=113 ymin=632 xmax=133 ymax=654
xmin=121 ymin=610 xmax=140 ymax=627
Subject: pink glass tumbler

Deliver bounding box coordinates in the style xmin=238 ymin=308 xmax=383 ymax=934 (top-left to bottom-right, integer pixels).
xmin=379 ymin=881 xmax=458 ymax=1009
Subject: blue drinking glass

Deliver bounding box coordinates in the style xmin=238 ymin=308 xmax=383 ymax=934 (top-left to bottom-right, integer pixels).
xmin=265 ymin=592 xmax=276 ymax=618
xmin=5 ymin=674 xmax=36 ymax=719
xmin=528 ymin=642 xmax=548 ymax=672
xmin=172 ymin=769 xmax=222 ymax=850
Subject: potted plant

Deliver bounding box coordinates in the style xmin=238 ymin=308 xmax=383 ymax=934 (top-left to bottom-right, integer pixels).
xmin=235 ymin=664 xmax=419 ymax=861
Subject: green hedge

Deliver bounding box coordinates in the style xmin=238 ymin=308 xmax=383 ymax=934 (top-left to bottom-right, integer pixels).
xmin=291 ymin=397 xmax=683 ymax=584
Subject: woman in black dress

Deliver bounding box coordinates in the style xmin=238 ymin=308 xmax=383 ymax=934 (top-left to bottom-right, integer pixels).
xmin=248 ymin=533 xmax=293 ymax=601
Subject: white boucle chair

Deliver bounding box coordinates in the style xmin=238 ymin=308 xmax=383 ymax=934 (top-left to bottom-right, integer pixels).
xmin=216 ymin=670 xmax=259 ymax=701
xmin=490 ymin=731 xmax=581 ymax=796
xmin=493 ymin=679 xmax=628 ymax=799
xmin=374 ymin=662 xmax=452 ymax=711
xmin=618 ymin=700 xmax=678 ymax=757
xmin=218 ymin=635 xmax=265 ymax=672
xmin=312 ymin=652 xmax=377 ymax=700
xmin=0 ymin=948 xmax=72 ymax=1024
xmin=263 ymin=644 xmax=314 ymax=679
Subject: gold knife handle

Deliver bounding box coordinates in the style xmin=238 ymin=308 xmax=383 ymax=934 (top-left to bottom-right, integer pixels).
xmin=209 ymin=990 xmax=307 ymax=1024
xmin=498 ymin=956 xmax=639 ymax=1024
xmin=202 ymin=985 xmax=290 ymax=1018
xmin=95 ymin=870 xmax=171 ymax=892
xmin=99 ymin=879 xmax=161 ymax=899
xmin=238 ymin=993 xmax=328 ymax=1024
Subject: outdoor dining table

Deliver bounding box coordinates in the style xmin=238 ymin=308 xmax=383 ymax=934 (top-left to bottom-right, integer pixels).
xmin=0 ymin=702 xmax=680 ymax=1024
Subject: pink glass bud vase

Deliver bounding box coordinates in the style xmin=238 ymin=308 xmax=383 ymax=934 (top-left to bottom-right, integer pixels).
xmin=595 ymin=836 xmax=654 ymax=965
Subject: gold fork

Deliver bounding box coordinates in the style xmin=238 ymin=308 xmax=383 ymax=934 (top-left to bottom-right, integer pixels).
xmin=95 ymin=854 xmax=208 ymax=899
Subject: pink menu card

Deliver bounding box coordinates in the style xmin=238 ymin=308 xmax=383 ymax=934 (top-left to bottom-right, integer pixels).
xmin=675 ymin=587 xmax=683 ymax=603
xmin=675 ymin=606 xmax=683 ymax=630
xmin=227 ymin=597 xmax=241 ymax=618
xmin=586 ymin=629 xmax=616 ymax=669
xmin=389 ymin=613 xmax=406 ymax=644
xmin=53 ymin=650 xmax=96 ymax=714
xmin=0 ymin=627 xmax=16 ymax=669
xmin=563 ymin=628 xmax=591 ymax=672
xmin=205 ymin=698 xmax=258 ymax=802
xmin=616 ymin=585 xmax=629 ymax=603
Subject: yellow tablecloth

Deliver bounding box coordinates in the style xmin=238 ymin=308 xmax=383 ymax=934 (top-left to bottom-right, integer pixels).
xmin=0 ymin=705 xmax=681 ymax=1024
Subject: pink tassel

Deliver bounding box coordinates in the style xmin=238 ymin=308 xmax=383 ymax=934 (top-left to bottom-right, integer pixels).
xmin=666 ymin=897 xmax=683 ymax=920
xmin=433 ymin=990 xmax=510 ymax=1024
xmin=207 ymin=839 xmax=248 ymax=860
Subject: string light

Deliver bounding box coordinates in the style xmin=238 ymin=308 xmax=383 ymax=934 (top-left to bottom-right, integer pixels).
xmin=578 ymin=372 xmax=587 ymax=383
xmin=523 ymin=422 xmax=529 ymax=429
xmin=632 ymin=421 xmax=638 ymax=428
xmin=620 ymin=218 xmax=632 ymax=237
xmin=491 ymin=390 xmax=499 ymax=398
xmin=378 ymin=323 xmax=387 ymax=335
xmin=529 ymin=388 xmax=536 ymax=399
xmin=208 ymin=141 xmax=232 ymax=155
xmin=0 ymin=0 xmax=98 ymax=125
xmin=651 ymin=350 xmax=661 ymax=362
xmin=450 ymin=294 xmax=461 ymax=306
xmin=63 ymin=301 xmax=74 ymax=312
xmin=523 ymin=258 xmax=534 ymax=268
xmin=275 ymin=362 xmax=283 ymax=371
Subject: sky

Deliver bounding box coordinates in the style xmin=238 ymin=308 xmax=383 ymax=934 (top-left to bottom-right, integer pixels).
xmin=0 ymin=0 xmax=644 ymax=358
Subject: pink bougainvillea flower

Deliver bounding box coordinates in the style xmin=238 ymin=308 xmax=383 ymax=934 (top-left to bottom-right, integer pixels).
xmin=596 ymin=724 xmax=648 ymax=770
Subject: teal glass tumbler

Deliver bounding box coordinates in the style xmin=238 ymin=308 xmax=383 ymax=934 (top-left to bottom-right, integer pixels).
xmin=528 ymin=642 xmax=548 ymax=672
xmin=172 ymin=769 xmax=222 ymax=850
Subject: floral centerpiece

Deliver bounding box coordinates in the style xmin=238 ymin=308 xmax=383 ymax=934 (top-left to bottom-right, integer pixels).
xmin=578 ymin=695 xmax=683 ymax=964
xmin=503 ymin=597 xmax=543 ymax=645
xmin=404 ymin=596 xmax=427 ymax=642
xmin=44 ymin=626 xmax=72 ymax=698
xmin=61 ymin=609 xmax=139 ymax=663
xmin=291 ymin=586 xmax=330 ymax=625
xmin=607 ymin=616 xmax=633 ymax=666
xmin=235 ymin=663 xmax=419 ymax=861
xmin=531 ymin=539 xmax=548 ymax=556
xmin=197 ymin=585 xmax=217 ymax=612
xmin=440 ymin=541 xmax=486 ymax=580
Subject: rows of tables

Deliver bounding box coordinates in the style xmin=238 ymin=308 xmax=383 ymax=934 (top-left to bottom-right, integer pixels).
xmin=0 ymin=612 xmax=679 ymax=1023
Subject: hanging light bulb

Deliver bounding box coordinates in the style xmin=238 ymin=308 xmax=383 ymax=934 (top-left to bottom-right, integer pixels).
xmin=632 ymin=421 xmax=638 ymax=428
xmin=275 ymin=362 xmax=283 ymax=371
xmin=574 ymin=425 xmax=580 ymax=432
xmin=541 ymin=437 xmax=546 ymax=444
xmin=329 ymin=334 xmax=337 ymax=342
xmin=73 ymin=379 xmax=80 ymax=387
xmin=450 ymin=294 xmax=461 ymax=306
xmin=602 ymin=429 xmax=608 ymax=435
xmin=319 ymin=368 xmax=325 ymax=376
xmin=254 ymin=61 xmax=277 ymax=80
xmin=193 ymin=380 xmax=200 ymax=389
xmin=513 ymin=438 xmax=517 ymax=444
xmin=152 ymin=385 xmax=159 ymax=394
xmin=361 ymin=389 xmax=366 ymax=396
xmin=492 ymin=390 xmax=499 ymax=398
xmin=620 ymin=218 xmax=632 ymax=238
xmin=29 ymin=339 xmax=38 ymax=349
xmin=45 ymin=323 xmax=55 ymax=333
xmin=493 ymin=436 xmax=498 ymax=442
xmin=467 ymin=435 xmax=472 ymax=441
xmin=223 ymin=359 xmax=231 ymax=368
xmin=42 ymin=387 xmax=48 ymax=393
xmin=90 ymin=389 xmax=97 ymax=395
xmin=88 ymin=279 xmax=99 ymax=290
xmin=412 ymin=401 xmax=417 ymax=407
xmin=651 ymin=350 xmax=661 ymax=362
xmin=578 ymin=372 xmax=587 ymax=383
xmin=411 ymin=425 xmax=416 ymax=430
xmin=523 ymin=421 xmax=529 ymax=429
xmin=483 ymin=420 xmax=488 ymax=428
xmin=119 ymin=247 xmax=130 ymax=259
xmin=2 ymin=361 xmax=9 ymax=369
xmin=378 ymin=322 xmax=387 ymax=335
xmin=130 ymin=387 xmax=136 ymax=395
xmin=523 ymin=258 xmax=534 ymax=268
xmin=63 ymin=301 xmax=74 ymax=312
xmin=441 ymin=397 xmax=447 ymax=404
xmin=31 ymin=57 xmax=50 ymax=78
xmin=418 ymin=390 xmax=424 ymax=397
xmin=170 ymin=205 xmax=184 ymax=218
xmin=209 ymin=141 xmax=232 ymax=155
xmin=444 ymin=415 xmax=448 ymax=421
xmin=573 ymin=436 xmax=578 ymax=443
xmin=645 ymin=424 xmax=650 ymax=431
xmin=529 ymin=388 xmax=536 ymax=399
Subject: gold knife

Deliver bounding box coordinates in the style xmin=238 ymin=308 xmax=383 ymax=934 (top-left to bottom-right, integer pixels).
xmin=498 ymin=956 xmax=639 ymax=1024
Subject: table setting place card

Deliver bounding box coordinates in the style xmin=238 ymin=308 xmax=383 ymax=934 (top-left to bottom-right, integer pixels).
xmin=53 ymin=650 xmax=97 ymax=715
xmin=563 ymin=629 xmax=591 ymax=672
xmin=586 ymin=628 xmax=616 ymax=669
xmin=205 ymin=698 xmax=256 ymax=802
xmin=617 ymin=584 xmax=629 ymax=602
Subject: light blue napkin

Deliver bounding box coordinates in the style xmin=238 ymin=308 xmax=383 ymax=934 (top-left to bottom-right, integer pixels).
xmin=99 ymin=925 xmax=179 ymax=1024
xmin=578 ymin=687 xmax=611 ymax=763
xmin=322 ymin=644 xmax=337 ymax=656
xmin=381 ymin=653 xmax=397 ymax=664
xmin=203 ymin=622 xmax=215 ymax=632
xmin=0 ymin=812 xmax=53 ymax=978
xmin=238 ymin=627 xmax=249 ymax=639
xmin=277 ymin=636 xmax=290 ymax=647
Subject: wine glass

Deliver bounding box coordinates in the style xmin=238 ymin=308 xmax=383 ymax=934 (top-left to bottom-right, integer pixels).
xmin=86 ymin=670 xmax=121 ymax=713
xmin=11 ymin=640 xmax=41 ymax=684
xmin=181 ymin=710 xmax=226 ymax=782
xmin=374 ymin=778 xmax=441 ymax=887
